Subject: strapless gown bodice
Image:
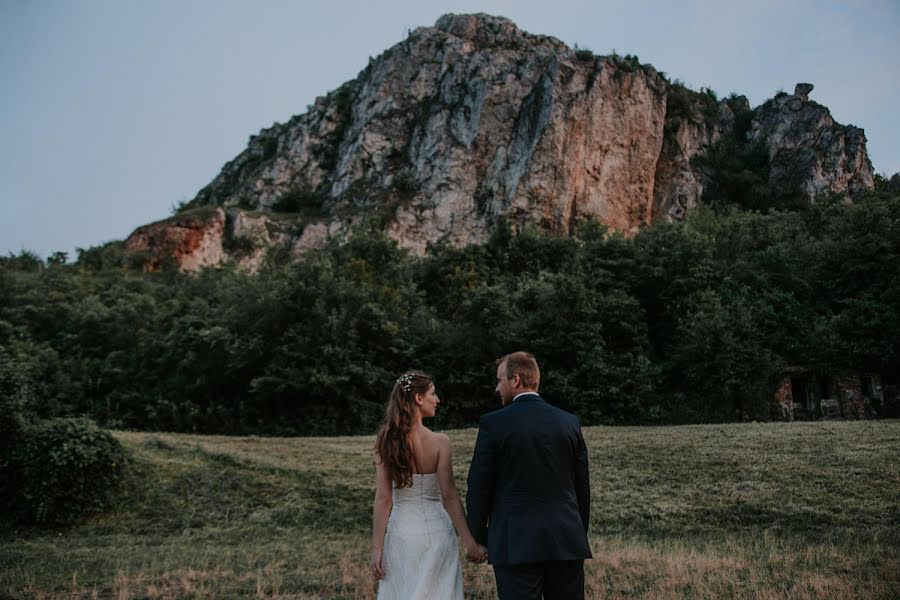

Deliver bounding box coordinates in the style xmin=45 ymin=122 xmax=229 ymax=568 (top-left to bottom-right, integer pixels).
xmin=387 ymin=473 xmax=452 ymax=535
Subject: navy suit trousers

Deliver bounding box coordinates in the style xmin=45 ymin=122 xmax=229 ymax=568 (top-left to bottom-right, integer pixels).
xmin=493 ymin=559 xmax=584 ymax=600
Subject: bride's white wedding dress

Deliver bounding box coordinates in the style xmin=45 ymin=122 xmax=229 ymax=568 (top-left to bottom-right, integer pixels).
xmin=377 ymin=472 xmax=464 ymax=599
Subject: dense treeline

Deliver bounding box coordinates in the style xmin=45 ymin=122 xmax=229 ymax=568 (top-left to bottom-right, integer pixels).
xmin=2 ymin=192 xmax=899 ymax=435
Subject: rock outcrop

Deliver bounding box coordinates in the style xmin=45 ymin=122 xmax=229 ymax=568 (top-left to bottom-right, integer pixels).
xmin=124 ymin=207 xmax=225 ymax=271
xmin=747 ymin=83 xmax=874 ymax=199
xmin=124 ymin=13 xmax=875 ymax=271
xmin=652 ymin=91 xmax=744 ymax=221
xmin=888 ymin=173 xmax=900 ymax=193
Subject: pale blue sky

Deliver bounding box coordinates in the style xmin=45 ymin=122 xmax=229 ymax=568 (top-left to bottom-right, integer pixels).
xmin=2 ymin=0 xmax=898 ymax=259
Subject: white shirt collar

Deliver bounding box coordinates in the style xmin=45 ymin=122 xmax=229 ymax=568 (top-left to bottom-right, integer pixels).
xmin=512 ymin=391 xmax=539 ymax=402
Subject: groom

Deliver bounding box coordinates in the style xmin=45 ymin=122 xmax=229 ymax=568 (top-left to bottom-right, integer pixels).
xmin=466 ymin=352 xmax=592 ymax=599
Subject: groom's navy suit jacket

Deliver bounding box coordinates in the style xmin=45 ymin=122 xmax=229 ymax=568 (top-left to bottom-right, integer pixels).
xmin=466 ymin=393 xmax=592 ymax=566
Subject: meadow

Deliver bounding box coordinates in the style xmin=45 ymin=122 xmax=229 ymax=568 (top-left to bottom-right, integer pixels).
xmin=1 ymin=420 xmax=898 ymax=599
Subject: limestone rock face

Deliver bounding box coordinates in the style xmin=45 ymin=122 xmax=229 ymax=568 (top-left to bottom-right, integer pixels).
xmin=748 ymin=84 xmax=874 ymax=200
xmin=124 ymin=13 xmax=876 ymax=270
xmin=652 ymin=94 xmax=743 ymax=221
xmin=124 ymin=208 xmax=226 ymax=271
xmin=228 ymin=211 xmax=295 ymax=273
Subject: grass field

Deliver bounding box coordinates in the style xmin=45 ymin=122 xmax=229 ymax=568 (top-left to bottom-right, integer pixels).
xmin=1 ymin=420 xmax=898 ymax=599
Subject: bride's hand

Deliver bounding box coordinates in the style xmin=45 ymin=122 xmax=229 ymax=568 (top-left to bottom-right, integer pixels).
xmin=465 ymin=540 xmax=488 ymax=564
xmin=371 ymin=547 xmax=385 ymax=579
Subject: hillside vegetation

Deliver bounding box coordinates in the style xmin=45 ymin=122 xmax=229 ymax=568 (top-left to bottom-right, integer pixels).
xmin=3 ymin=193 xmax=900 ymax=435
xmin=1 ymin=420 xmax=898 ymax=599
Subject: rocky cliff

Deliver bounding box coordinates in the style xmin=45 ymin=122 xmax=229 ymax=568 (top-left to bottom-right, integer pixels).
xmin=125 ymin=13 xmax=875 ymax=271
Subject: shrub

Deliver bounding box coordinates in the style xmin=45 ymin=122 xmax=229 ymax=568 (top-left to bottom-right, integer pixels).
xmin=0 ymin=347 xmax=31 ymax=512
xmin=608 ymin=51 xmax=640 ymax=71
xmin=0 ymin=250 xmax=44 ymax=272
xmin=75 ymin=241 xmax=128 ymax=271
xmin=124 ymin=249 xmax=152 ymax=270
xmin=666 ymin=81 xmax=696 ymax=125
xmin=574 ymin=46 xmax=595 ymax=62
xmin=222 ymin=234 xmax=258 ymax=254
xmin=260 ymin=136 xmax=278 ymax=161
xmin=11 ymin=417 xmax=126 ymax=525
xmin=392 ymin=170 xmax=418 ymax=197
xmin=0 ymin=347 xmax=29 ymax=439
xmin=272 ymin=188 xmax=327 ymax=213
xmin=726 ymin=93 xmax=754 ymax=140
xmin=695 ymin=139 xmax=780 ymax=210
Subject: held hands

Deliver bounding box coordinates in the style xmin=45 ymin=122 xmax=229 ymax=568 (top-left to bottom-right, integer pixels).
xmin=465 ymin=539 xmax=488 ymax=564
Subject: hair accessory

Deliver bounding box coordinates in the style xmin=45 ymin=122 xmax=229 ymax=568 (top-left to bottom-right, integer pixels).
xmin=396 ymin=373 xmax=415 ymax=393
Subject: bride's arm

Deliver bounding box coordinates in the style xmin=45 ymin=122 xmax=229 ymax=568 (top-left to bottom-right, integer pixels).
xmin=371 ymin=457 xmax=392 ymax=579
xmin=436 ymin=434 xmax=487 ymax=562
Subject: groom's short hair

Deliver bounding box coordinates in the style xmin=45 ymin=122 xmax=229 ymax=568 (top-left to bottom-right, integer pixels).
xmin=498 ymin=351 xmax=540 ymax=390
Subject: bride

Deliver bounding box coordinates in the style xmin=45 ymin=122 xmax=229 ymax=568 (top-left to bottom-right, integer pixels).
xmin=371 ymin=371 xmax=487 ymax=599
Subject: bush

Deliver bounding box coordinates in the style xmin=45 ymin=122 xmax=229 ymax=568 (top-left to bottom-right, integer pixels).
xmin=666 ymin=81 xmax=696 ymax=125
xmin=0 ymin=347 xmax=29 ymax=438
xmin=0 ymin=347 xmax=31 ymax=512
xmin=607 ymin=51 xmax=640 ymax=72
xmin=222 ymin=233 xmax=258 ymax=254
xmin=695 ymin=139 xmax=780 ymax=210
xmin=11 ymin=418 xmax=126 ymax=525
xmin=272 ymin=188 xmax=327 ymax=213
xmin=392 ymin=170 xmax=418 ymax=197
xmin=574 ymin=46 xmax=595 ymax=62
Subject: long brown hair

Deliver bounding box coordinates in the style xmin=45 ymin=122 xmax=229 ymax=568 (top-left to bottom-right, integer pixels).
xmin=374 ymin=370 xmax=433 ymax=488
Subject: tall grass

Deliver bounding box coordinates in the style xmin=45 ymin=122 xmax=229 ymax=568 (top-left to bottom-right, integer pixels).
xmin=1 ymin=421 xmax=897 ymax=598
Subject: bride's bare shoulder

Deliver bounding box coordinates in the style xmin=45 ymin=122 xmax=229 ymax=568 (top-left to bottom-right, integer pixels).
xmin=420 ymin=426 xmax=448 ymax=440
xmin=416 ymin=427 xmax=450 ymax=452
xmin=423 ymin=428 xmax=452 ymax=449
